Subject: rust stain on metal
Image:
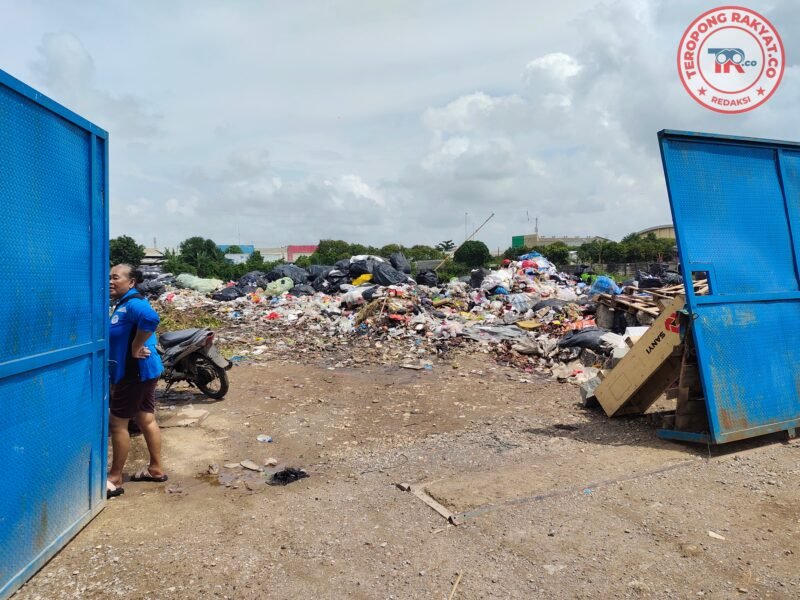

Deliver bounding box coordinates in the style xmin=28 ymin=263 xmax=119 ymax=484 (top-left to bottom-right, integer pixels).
xmin=710 ymin=361 xmax=753 ymax=434
xmin=34 ymin=501 xmax=48 ymax=550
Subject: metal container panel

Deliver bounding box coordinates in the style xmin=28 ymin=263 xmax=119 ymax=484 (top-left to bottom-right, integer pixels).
xmin=0 ymin=69 xmax=108 ymax=599
xmin=659 ymin=130 xmax=800 ymax=443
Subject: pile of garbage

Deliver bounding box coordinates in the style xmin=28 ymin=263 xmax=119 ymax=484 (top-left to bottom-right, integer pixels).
xmin=146 ymin=251 xmax=644 ymax=382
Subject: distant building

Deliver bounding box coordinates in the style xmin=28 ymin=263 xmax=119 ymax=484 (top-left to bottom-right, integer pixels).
xmin=512 ymin=234 xmax=608 ymax=249
xmin=224 ymin=253 xmax=250 ymax=265
xmin=256 ymin=245 xmax=319 ymax=263
xmin=287 ymin=245 xmax=318 ymax=262
xmin=140 ymin=247 xmax=165 ymax=266
xmin=217 ymin=244 xmax=255 ymax=255
xmin=258 ymin=247 xmax=287 ymax=262
xmin=636 ymin=224 xmax=675 ymax=239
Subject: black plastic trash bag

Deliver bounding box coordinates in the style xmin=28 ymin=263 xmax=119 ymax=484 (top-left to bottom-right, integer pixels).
xmin=557 ymin=327 xmax=611 ymax=353
xmin=362 ymin=286 xmax=381 ymax=301
xmin=334 ymin=258 xmax=351 ymax=273
xmin=308 ymin=265 xmax=332 ymax=278
xmin=268 ymin=467 xmax=309 ymax=486
xmin=371 ymin=262 xmax=408 ymax=286
xmin=390 ymin=252 xmax=412 ymax=274
xmin=417 ymin=270 xmax=438 ymax=286
xmin=288 ymin=284 xmax=316 ymax=296
xmin=636 ymin=270 xmax=662 ymax=289
xmin=348 ymin=259 xmax=377 ymax=278
xmin=313 ymin=270 xmax=349 ymax=293
xmin=137 ymin=280 xmax=165 ymax=297
xmin=533 ymin=299 xmax=567 ymax=312
xmin=469 ymin=267 xmax=490 ymax=289
xmin=237 ymin=270 xmax=267 ymax=288
xmin=269 ymin=264 xmax=309 ymax=284
xmin=311 ymin=275 xmax=329 ymax=292
xmin=211 ymin=286 xmax=245 ymax=301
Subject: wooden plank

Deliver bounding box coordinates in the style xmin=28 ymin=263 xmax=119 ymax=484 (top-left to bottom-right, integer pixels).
xmin=409 ymin=485 xmax=456 ymax=523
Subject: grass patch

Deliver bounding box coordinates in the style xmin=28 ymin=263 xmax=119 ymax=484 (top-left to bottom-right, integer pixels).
xmin=156 ymin=304 xmax=223 ymax=333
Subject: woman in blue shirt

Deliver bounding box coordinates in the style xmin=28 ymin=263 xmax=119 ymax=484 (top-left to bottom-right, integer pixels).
xmin=107 ymin=264 xmax=168 ymax=498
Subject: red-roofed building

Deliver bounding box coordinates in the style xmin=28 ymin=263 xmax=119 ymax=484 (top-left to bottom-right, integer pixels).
xmin=287 ymin=245 xmax=318 ymax=262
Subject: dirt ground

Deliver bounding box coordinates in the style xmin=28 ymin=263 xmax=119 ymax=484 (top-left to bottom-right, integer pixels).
xmin=13 ymin=353 xmax=800 ymax=600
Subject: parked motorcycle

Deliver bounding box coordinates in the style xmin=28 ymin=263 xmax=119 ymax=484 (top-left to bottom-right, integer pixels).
xmin=157 ymin=328 xmax=232 ymax=399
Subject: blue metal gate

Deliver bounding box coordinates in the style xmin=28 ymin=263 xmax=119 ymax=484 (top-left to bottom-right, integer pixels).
xmin=0 ymin=69 xmax=108 ymax=598
xmin=659 ymin=130 xmax=800 ymax=443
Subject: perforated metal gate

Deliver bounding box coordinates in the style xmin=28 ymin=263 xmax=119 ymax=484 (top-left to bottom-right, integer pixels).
xmin=659 ymin=130 xmax=800 ymax=443
xmin=0 ymin=69 xmax=108 ymax=598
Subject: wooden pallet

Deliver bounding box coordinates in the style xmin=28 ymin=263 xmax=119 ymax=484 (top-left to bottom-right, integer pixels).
xmin=598 ymin=279 xmax=708 ymax=317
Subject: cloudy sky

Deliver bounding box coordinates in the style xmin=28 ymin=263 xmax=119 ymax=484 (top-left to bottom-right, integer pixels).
xmin=2 ymin=0 xmax=797 ymax=253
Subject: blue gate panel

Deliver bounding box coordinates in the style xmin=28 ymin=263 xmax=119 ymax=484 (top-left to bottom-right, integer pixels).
xmin=662 ymin=140 xmax=798 ymax=295
xmin=694 ymin=302 xmax=800 ymax=437
xmin=659 ymin=130 xmax=800 ymax=444
xmin=0 ymin=357 xmax=94 ymax=568
xmin=0 ymin=69 xmax=108 ymax=599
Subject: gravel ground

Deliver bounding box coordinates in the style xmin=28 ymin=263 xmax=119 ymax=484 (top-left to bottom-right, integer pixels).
xmin=12 ymin=355 xmax=800 ymax=600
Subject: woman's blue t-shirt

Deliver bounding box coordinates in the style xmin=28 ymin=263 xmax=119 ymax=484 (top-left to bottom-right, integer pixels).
xmin=109 ymin=288 xmax=164 ymax=384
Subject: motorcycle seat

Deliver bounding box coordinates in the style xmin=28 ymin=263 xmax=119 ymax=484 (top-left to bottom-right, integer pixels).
xmin=159 ymin=328 xmax=202 ymax=348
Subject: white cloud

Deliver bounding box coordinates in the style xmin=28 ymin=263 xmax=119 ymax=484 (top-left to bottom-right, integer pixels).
xmin=165 ymin=197 xmax=198 ymax=217
xmin=523 ymin=52 xmax=582 ymax=84
xmin=31 ymin=32 xmax=161 ymax=139
xmin=328 ymin=175 xmax=385 ymax=207
xmin=3 ymin=0 xmax=797 ymax=253
xmin=422 ymin=92 xmax=529 ymax=134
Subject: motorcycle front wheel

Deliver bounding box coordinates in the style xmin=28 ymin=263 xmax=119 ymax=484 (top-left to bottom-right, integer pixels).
xmin=192 ymin=353 xmax=229 ymax=399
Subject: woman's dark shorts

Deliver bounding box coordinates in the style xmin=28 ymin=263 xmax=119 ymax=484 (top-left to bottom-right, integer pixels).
xmin=110 ymin=378 xmax=158 ymax=419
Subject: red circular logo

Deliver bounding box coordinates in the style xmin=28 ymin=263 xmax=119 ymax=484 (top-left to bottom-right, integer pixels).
xmin=677 ymin=6 xmax=784 ymax=113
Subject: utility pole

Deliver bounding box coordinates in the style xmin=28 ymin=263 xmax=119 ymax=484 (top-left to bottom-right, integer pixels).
xmin=436 ymin=212 xmax=496 ymax=272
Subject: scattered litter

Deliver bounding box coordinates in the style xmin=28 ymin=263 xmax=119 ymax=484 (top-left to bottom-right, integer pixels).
xmin=256 ymin=434 xmax=273 ymax=443
xmin=707 ymin=530 xmax=726 ymax=540
xmin=149 ymin=255 xmax=700 ymax=386
xmin=240 ymin=460 xmax=263 ymax=472
xmin=268 ymin=467 xmax=309 ymax=486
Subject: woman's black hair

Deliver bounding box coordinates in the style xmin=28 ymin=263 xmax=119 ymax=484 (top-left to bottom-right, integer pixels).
xmin=117 ymin=263 xmax=144 ymax=284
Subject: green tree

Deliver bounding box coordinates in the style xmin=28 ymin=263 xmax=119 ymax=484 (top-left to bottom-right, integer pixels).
xmin=110 ymin=235 xmax=145 ymax=267
xmin=226 ymin=245 xmax=243 ymax=254
xmin=453 ymin=240 xmax=491 ymax=268
xmin=405 ymin=244 xmax=445 ymax=261
xmin=534 ymin=242 xmax=570 ymax=264
xmin=502 ymin=245 xmax=524 ymax=260
xmin=162 ymin=248 xmax=196 ymax=275
xmin=244 ymin=250 xmax=266 ymax=271
xmin=434 ymin=258 xmax=470 ymax=282
xmin=380 ymin=244 xmax=403 ymax=257
xmin=309 ymin=239 xmax=352 ymax=265
xmin=179 ymin=237 xmax=225 ymax=278
xmin=294 ymin=255 xmax=312 ymax=269
xmin=348 ymin=243 xmax=370 ymax=257
xmin=436 ymin=240 xmax=456 ymax=252
xmin=577 ymin=240 xmax=622 ymax=263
